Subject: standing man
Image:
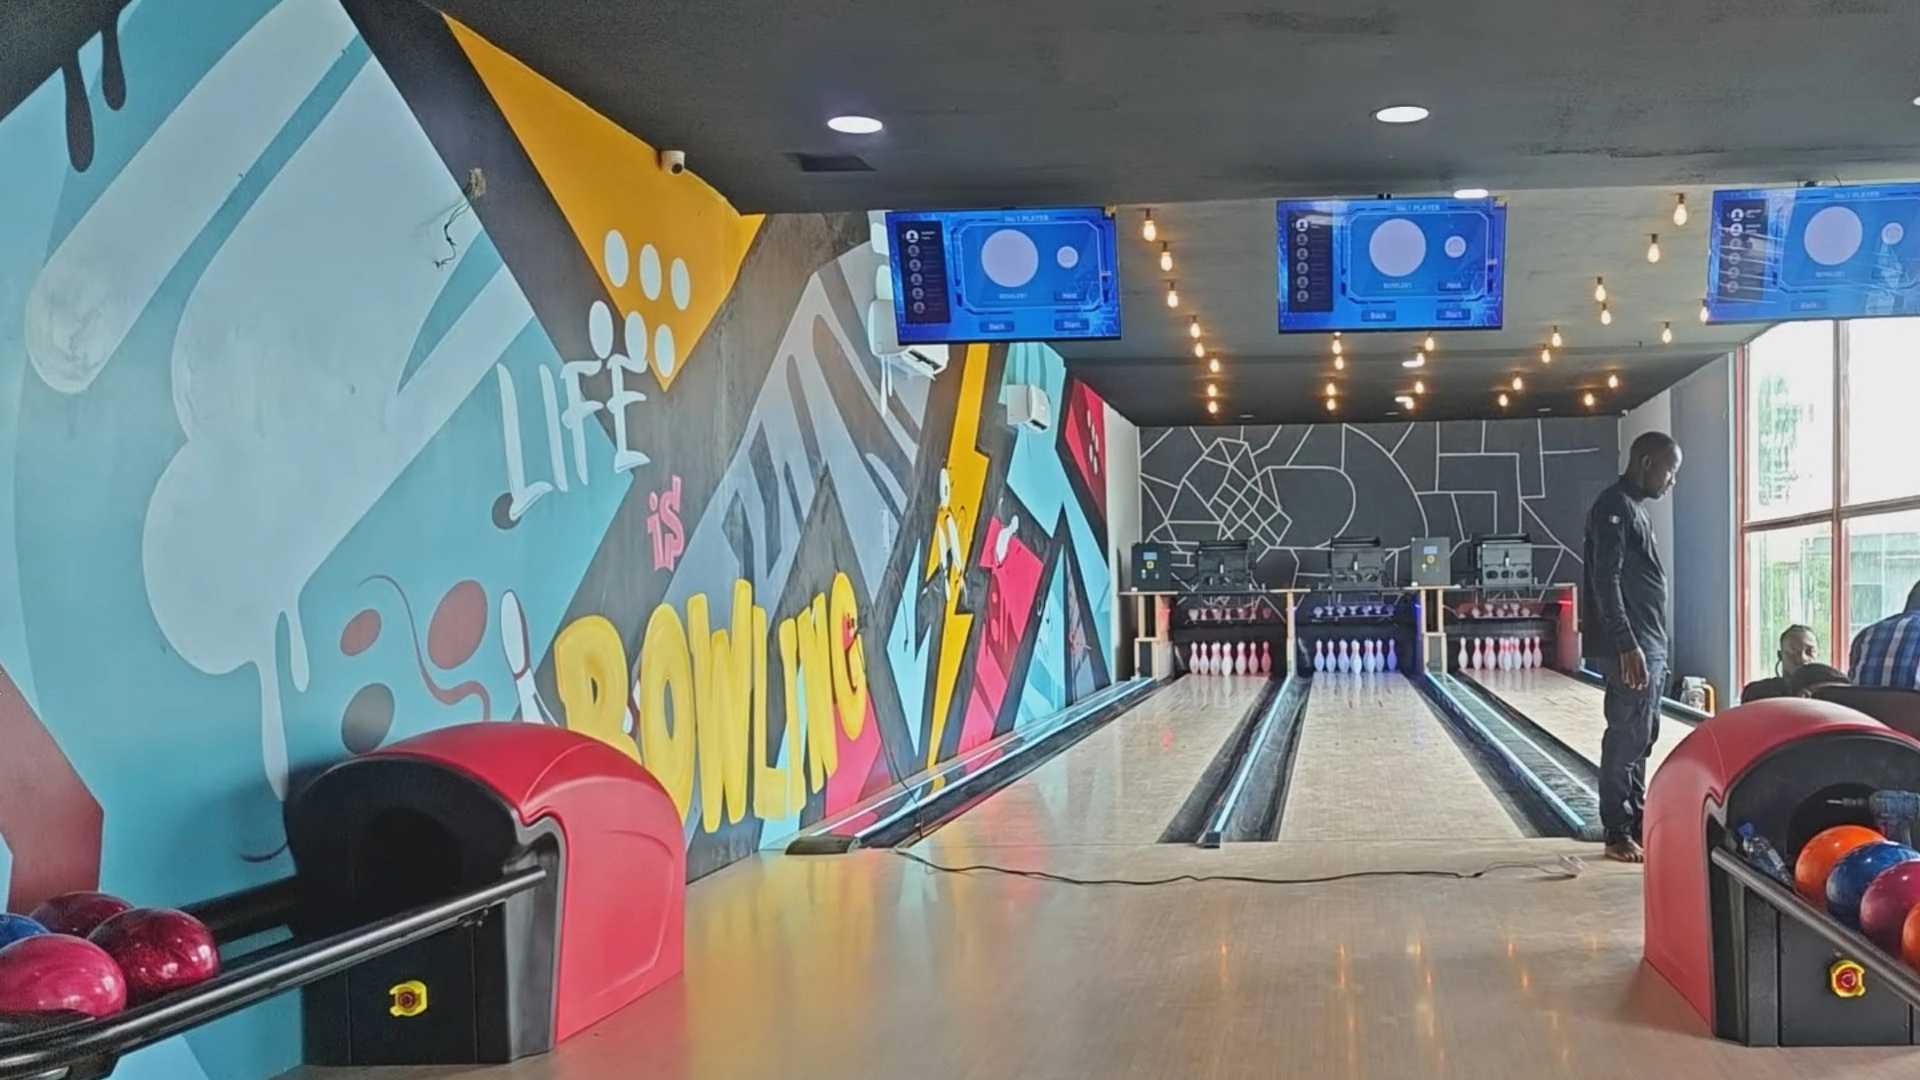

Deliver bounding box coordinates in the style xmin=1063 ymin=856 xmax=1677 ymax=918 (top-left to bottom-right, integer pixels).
xmin=1850 ymin=581 xmax=1920 ymax=690
xmin=1740 ymin=624 xmax=1820 ymax=702
xmin=1582 ymin=431 xmax=1682 ymax=864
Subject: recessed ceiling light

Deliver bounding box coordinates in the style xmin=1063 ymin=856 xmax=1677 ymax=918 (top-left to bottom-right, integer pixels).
xmin=827 ymin=115 xmax=884 ymax=135
xmin=1374 ymin=105 xmax=1430 ymax=124
xmin=1453 ymin=188 xmax=1490 ymax=199
xmin=1912 ymin=95 xmax=1920 ymax=107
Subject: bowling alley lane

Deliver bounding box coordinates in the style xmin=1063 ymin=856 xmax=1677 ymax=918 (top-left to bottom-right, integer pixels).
xmin=918 ymin=675 xmax=1271 ymax=852
xmin=1279 ymin=674 xmax=1526 ymax=843
xmin=1472 ymin=668 xmax=1691 ymax=778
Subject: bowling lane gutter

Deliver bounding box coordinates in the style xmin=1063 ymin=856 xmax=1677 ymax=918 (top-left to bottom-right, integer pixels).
xmin=1197 ymin=674 xmax=1312 ymax=846
xmin=1416 ymin=673 xmax=1601 ymax=841
xmin=1159 ymin=676 xmax=1285 ymax=845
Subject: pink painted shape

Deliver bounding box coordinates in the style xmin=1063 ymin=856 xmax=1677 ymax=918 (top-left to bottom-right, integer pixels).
xmin=340 ymin=609 xmax=382 ymax=656
xmin=953 ymin=521 xmax=1045 ymax=755
xmin=427 ymin=580 xmax=488 ymax=670
xmin=822 ymin=701 xmax=882 ymax=817
xmin=1064 ymin=381 xmax=1108 ymax=519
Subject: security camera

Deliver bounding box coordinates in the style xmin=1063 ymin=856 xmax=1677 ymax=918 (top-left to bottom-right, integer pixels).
xmin=658 ymin=149 xmax=686 ymax=175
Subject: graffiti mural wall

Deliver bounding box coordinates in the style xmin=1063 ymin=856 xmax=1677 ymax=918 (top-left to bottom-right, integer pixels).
xmin=0 ymin=1 xmax=1114 ymax=1075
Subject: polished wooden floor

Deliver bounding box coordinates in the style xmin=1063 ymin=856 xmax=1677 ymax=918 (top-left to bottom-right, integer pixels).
xmin=295 ymin=678 xmax=1920 ymax=1080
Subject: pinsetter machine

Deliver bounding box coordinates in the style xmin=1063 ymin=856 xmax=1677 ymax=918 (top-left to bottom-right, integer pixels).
xmin=1645 ymin=697 xmax=1920 ymax=1045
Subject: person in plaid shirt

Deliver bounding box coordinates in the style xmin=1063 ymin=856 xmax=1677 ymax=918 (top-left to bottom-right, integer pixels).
xmin=1850 ymin=581 xmax=1920 ymax=691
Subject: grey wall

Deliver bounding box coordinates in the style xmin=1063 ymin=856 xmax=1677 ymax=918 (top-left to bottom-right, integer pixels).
xmin=1666 ymin=357 xmax=1737 ymax=700
xmin=1138 ymin=418 xmax=1621 ymax=588
xmin=1104 ymin=402 xmax=1142 ymax=675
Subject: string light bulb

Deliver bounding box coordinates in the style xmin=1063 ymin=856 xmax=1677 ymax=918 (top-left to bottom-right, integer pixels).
xmin=1192 ymin=341 xmax=1205 ymax=358
xmin=1594 ymin=278 xmax=1608 ymax=303
xmin=1142 ymin=210 xmax=1157 ymax=242
xmin=1208 ymin=356 xmax=1221 ymax=374
xmin=1583 ymin=391 xmax=1597 ymax=408
xmin=1325 ymin=382 xmax=1338 ymax=397
xmin=1600 ymin=304 xmax=1613 ymax=326
xmin=1550 ymin=326 xmax=1563 ymax=348
xmin=1206 ymin=383 xmax=1218 ymax=398
xmin=1672 ymin=194 xmax=1689 ymax=227
xmin=1423 ymin=333 xmax=1436 ymax=352
xmin=1333 ymin=355 xmax=1345 ymax=371
xmin=1325 ymin=397 xmax=1337 ymax=413
xmin=1498 ymin=392 xmax=1510 ymax=408
xmin=1699 ymin=298 xmax=1711 ymax=324
xmin=1160 ymin=244 xmax=1174 ymax=272
xmin=1189 ymin=316 xmax=1202 ymax=339
xmin=1206 ymin=399 xmax=1218 ymax=415
xmin=1511 ymin=375 xmax=1524 ymax=391
xmin=1331 ymin=337 xmax=1344 ymax=356
xmin=1540 ymin=347 xmax=1553 ymax=364
xmin=1661 ymin=321 xmax=1673 ymax=344
xmin=1403 ymin=351 xmax=1427 ymax=369
xmin=1413 ymin=379 xmax=1426 ymax=394
xmin=1607 ymin=373 xmax=1620 ymax=389
xmin=1646 ymin=234 xmax=1662 ymax=264
xmin=1165 ymin=281 xmax=1179 ymax=308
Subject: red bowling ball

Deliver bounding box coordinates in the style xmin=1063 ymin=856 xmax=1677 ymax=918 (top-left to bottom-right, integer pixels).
xmin=1860 ymin=861 xmax=1920 ymax=950
xmin=0 ymin=934 xmax=127 ymax=1017
xmin=28 ymin=891 xmax=132 ymax=937
xmin=87 ymin=908 xmax=219 ymax=1004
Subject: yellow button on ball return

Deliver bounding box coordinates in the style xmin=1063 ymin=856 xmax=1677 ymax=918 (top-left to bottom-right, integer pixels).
xmin=1829 ymin=959 xmax=1866 ymax=999
xmin=389 ymin=980 xmax=429 ymax=1017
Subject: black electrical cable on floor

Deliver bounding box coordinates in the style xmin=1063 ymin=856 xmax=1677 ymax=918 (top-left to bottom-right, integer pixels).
xmin=891 ymin=848 xmax=1584 ymax=887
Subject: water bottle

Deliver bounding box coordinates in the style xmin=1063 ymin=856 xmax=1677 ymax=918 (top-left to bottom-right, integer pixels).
xmin=1737 ymin=822 xmax=1794 ymax=888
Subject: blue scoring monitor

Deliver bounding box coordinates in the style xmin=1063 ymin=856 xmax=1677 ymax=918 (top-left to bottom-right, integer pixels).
xmin=1277 ymin=197 xmax=1506 ymax=333
xmin=1707 ymin=183 xmax=1920 ymax=323
xmin=885 ymin=207 xmax=1120 ymax=344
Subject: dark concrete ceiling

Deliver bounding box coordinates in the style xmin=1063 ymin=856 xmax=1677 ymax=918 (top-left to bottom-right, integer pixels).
xmin=431 ymin=0 xmax=1920 ymax=424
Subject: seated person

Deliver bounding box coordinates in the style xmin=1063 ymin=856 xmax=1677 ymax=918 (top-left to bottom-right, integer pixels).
xmin=1741 ymin=624 xmax=1819 ymax=702
xmin=1851 ymin=580 xmax=1920 ymax=691
xmin=1789 ymin=662 xmax=1850 ymax=698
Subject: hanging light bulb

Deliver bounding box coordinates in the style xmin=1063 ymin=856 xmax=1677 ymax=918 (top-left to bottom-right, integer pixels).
xmin=1607 ymin=373 xmax=1620 ymax=389
xmin=1142 ymin=210 xmax=1157 ymax=242
xmin=1325 ymin=397 xmax=1337 ymax=413
xmin=1540 ymin=347 xmax=1553 ymax=364
xmin=1402 ymin=351 xmax=1427 ymax=369
xmin=1583 ymin=391 xmax=1597 ymax=408
xmin=1189 ymin=316 xmax=1202 ymax=340
xmin=1331 ymin=337 xmax=1344 ymax=356
xmin=1414 ymin=379 xmax=1426 ymax=394
xmin=1600 ymin=304 xmax=1613 ymax=326
xmin=1672 ymin=194 xmax=1689 ymax=227
xmin=1159 ymin=244 xmax=1174 ymax=272
xmin=1206 ymin=399 xmax=1218 ymax=415
xmin=1661 ymin=321 xmax=1673 ymax=344
xmin=1699 ymin=298 xmax=1711 ymax=324
xmin=1511 ymin=375 xmax=1524 ymax=391
xmin=1550 ymin=326 xmax=1563 ymax=348
xmin=1594 ymin=277 xmax=1608 ymax=303
xmin=1206 ymin=383 xmax=1218 ymax=398
xmin=1333 ymin=355 xmax=1345 ymax=371
xmin=1192 ymin=341 xmax=1205 ymax=359
xmin=1423 ymin=333 xmax=1436 ymax=352
xmin=1498 ymin=392 xmax=1510 ymax=408
xmin=1165 ymin=281 xmax=1179 ymax=308
xmin=1646 ymin=234 xmax=1662 ymax=264
xmin=1208 ymin=356 xmax=1221 ymax=374
xmin=1325 ymin=381 xmax=1338 ymax=397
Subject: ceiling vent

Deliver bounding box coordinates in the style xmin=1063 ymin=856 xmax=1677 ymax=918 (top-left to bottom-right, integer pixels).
xmin=791 ymin=153 xmax=874 ymax=173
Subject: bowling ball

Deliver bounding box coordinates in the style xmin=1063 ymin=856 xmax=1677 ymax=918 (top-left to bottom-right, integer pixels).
xmin=1860 ymin=861 xmax=1920 ymax=949
xmin=88 ymin=908 xmax=219 ymax=1004
xmin=1827 ymin=842 xmax=1920 ymax=927
xmin=0 ymin=915 xmax=47 ymax=948
xmin=0 ymin=934 xmax=126 ymax=1017
xmin=1794 ymin=824 xmax=1883 ymax=903
xmin=1902 ymin=904 xmax=1920 ymax=969
xmin=28 ymin=892 xmax=132 ymax=937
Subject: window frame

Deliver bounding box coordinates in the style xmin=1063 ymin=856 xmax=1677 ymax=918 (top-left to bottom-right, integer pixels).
xmin=1736 ymin=319 xmax=1920 ymax=688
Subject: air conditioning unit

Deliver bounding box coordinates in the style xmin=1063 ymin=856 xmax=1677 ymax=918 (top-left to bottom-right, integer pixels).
xmin=867 ymin=299 xmax=947 ymax=378
xmin=1005 ymin=384 xmax=1052 ymax=433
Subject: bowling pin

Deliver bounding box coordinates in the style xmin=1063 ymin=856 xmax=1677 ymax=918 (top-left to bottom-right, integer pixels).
xmin=1458 ymin=637 xmax=1470 ymax=671
xmin=1360 ymin=640 xmax=1373 ymax=673
xmin=1236 ymin=642 xmax=1248 ymax=675
xmin=1530 ymin=636 xmax=1543 ymax=669
xmin=1470 ymin=638 xmax=1483 ymax=670
xmin=1508 ymin=638 xmax=1521 ymax=671
xmin=1313 ymin=639 xmax=1326 ymax=672
xmin=1500 ymin=638 xmax=1513 ymax=671
xmin=1386 ymin=639 xmax=1398 ymax=672
xmin=1366 ymin=640 xmax=1380 ymax=673
xmin=1260 ymin=641 xmax=1272 ymax=675
xmin=1337 ymin=640 xmax=1350 ymax=673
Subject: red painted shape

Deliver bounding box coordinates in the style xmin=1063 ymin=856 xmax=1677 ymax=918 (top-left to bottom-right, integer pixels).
xmin=1644 ymin=698 xmax=1897 ymax=1027
xmin=379 ymin=724 xmax=685 ymax=1041
xmin=427 ymin=580 xmax=489 ymax=669
xmin=0 ymin=663 xmax=104 ymax=912
xmin=954 ymin=521 xmax=1045 ymax=754
xmin=1063 ymin=381 xmax=1107 ymax=519
xmin=339 ymin=609 xmax=382 ymax=656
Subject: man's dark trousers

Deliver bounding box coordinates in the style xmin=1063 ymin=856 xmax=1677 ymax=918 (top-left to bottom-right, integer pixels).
xmin=1592 ymin=654 xmax=1667 ymax=844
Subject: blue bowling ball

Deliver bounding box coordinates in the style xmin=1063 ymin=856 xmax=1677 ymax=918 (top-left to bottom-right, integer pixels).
xmin=0 ymin=913 xmax=47 ymax=947
xmin=1827 ymin=841 xmax=1920 ymax=927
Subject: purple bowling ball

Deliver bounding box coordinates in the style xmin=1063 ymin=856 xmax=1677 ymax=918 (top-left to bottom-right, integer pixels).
xmin=1860 ymin=860 xmax=1920 ymax=949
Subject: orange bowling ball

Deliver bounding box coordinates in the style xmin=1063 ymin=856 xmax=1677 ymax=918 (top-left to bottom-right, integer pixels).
xmin=1795 ymin=825 xmax=1884 ymax=903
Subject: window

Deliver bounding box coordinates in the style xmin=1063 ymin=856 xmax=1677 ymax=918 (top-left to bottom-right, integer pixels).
xmin=1738 ymin=319 xmax=1920 ymax=688
xmin=1743 ymin=320 xmax=1833 ymax=521
xmin=1844 ymin=319 xmax=1920 ymax=506
xmin=1745 ymin=524 xmax=1832 ymax=681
